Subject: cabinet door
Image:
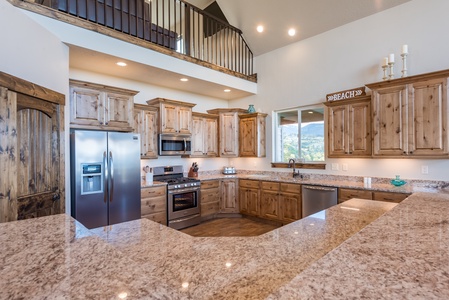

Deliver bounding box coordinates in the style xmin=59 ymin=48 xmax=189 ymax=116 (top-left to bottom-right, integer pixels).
xmin=178 ymin=106 xmax=192 ymax=134
xmin=260 ymin=190 xmax=281 ymax=220
xmin=141 ymin=186 xmax=166 ymax=225
xmin=328 ymin=105 xmax=347 ymax=156
xmin=160 ymin=103 xmax=178 ymax=133
xmin=409 ymin=78 xmax=448 ymax=156
xmin=239 ymin=117 xmax=257 ymax=156
xmin=372 ymin=191 xmax=409 ymax=203
xmin=338 ymin=188 xmax=372 ymax=203
xmin=280 ymin=192 xmax=301 ymax=223
xmin=70 ymin=86 xmax=103 ymax=127
xmin=349 ymin=101 xmax=372 ymax=156
xmin=191 ymin=116 xmax=205 ymax=156
xmin=104 ymin=92 xmax=133 ymax=130
xmin=143 ymin=110 xmax=158 ymax=158
xmin=220 ymin=179 xmax=239 ymax=213
xmin=204 ymin=117 xmax=218 ymax=156
xmin=372 ymin=85 xmax=408 ymax=156
xmin=220 ymin=112 xmax=239 ymax=157
xmin=247 ymin=188 xmax=260 ymax=216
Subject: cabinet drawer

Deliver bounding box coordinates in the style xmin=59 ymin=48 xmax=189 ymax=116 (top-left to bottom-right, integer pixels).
xmin=142 ymin=212 xmax=166 ymax=225
xmin=239 ymin=179 xmax=260 ymax=189
xmin=201 ymin=201 xmax=219 ymax=217
xmin=280 ymin=183 xmax=301 ymax=194
xmin=261 ymin=181 xmax=280 ymax=191
xmin=141 ymin=186 xmax=166 ymax=198
xmin=372 ymin=192 xmax=409 ymax=203
xmin=141 ymin=195 xmax=166 ymax=215
xmin=201 ymin=188 xmax=220 ymax=204
xmin=201 ymin=180 xmax=219 ymax=189
xmin=339 ymin=188 xmax=372 ymax=203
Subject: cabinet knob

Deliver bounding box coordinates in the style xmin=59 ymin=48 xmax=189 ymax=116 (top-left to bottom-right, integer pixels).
xmin=100 ymin=122 xmax=103 ymax=125
xmin=349 ymin=152 xmax=353 ymax=154
xmin=403 ymin=151 xmax=407 ymax=154
xmin=409 ymin=151 xmax=413 ymax=154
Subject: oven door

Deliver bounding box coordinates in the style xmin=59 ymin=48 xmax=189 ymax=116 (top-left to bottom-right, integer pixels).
xmin=159 ymin=134 xmax=192 ymax=156
xmin=167 ymin=187 xmax=200 ymax=221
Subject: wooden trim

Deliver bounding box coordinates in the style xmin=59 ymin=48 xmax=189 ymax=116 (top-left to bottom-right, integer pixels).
xmin=366 ymin=68 xmax=449 ymax=89
xmin=323 ymin=95 xmax=371 ymax=107
xmin=146 ymin=97 xmax=196 ymax=108
xmin=207 ymin=108 xmax=248 ymax=114
xmin=238 ymin=112 xmax=268 ymax=119
xmin=8 ymin=0 xmax=257 ymax=83
xmin=0 ymin=71 xmax=65 ymax=105
xmin=192 ymin=112 xmax=218 ymax=119
xmin=70 ymin=79 xmax=139 ymax=96
xmin=271 ymin=162 xmax=326 ymax=170
xmin=134 ymin=103 xmax=158 ymax=112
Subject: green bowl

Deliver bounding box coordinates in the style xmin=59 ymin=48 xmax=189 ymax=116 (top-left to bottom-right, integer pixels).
xmin=390 ymin=179 xmax=406 ymax=186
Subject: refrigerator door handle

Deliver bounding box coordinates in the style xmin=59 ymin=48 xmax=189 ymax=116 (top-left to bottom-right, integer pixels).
xmin=103 ymin=151 xmax=108 ymax=203
xmin=109 ymin=151 xmax=114 ymax=202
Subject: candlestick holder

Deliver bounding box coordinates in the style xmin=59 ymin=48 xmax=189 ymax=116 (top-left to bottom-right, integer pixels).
xmin=382 ymin=64 xmax=388 ymax=81
xmin=401 ymin=53 xmax=408 ymax=77
xmin=388 ymin=62 xmax=395 ymax=80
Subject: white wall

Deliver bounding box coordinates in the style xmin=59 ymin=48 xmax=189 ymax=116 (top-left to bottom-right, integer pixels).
xmin=230 ymin=0 xmax=449 ymax=181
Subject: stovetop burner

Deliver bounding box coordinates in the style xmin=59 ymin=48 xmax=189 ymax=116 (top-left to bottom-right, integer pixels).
xmin=153 ymin=165 xmax=200 ymax=190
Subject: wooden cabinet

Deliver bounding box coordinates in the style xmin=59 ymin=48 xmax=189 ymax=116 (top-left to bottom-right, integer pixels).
xmin=0 ymin=71 xmax=65 ymax=222
xmin=147 ymin=98 xmax=195 ymax=134
xmin=141 ymin=185 xmax=167 ymax=225
xmin=239 ymin=179 xmax=260 ymax=216
xmin=260 ymin=182 xmax=281 ymax=220
xmin=239 ymin=113 xmax=267 ymax=157
xmin=220 ymin=179 xmax=239 ymax=213
xmin=200 ymin=180 xmax=220 ymax=218
xmin=338 ymin=188 xmax=409 ymax=204
xmin=69 ymin=80 xmax=137 ymax=132
xmin=133 ymin=104 xmax=158 ymax=158
xmin=367 ymin=70 xmax=449 ymax=157
xmin=338 ymin=188 xmax=373 ymax=203
xmin=325 ymin=96 xmax=371 ymax=157
xmin=259 ymin=181 xmax=301 ymax=223
xmin=207 ymin=108 xmax=247 ymax=157
xmin=191 ymin=112 xmax=218 ymax=157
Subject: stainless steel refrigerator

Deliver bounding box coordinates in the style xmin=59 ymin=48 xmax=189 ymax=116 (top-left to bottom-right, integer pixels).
xmin=70 ymin=130 xmax=141 ymax=229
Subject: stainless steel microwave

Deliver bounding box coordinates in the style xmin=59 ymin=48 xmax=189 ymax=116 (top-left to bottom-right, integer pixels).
xmin=158 ymin=133 xmax=192 ymax=156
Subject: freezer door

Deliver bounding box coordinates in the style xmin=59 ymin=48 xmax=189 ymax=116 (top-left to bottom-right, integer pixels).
xmin=71 ymin=130 xmax=108 ymax=228
xmin=107 ymin=132 xmax=141 ymax=225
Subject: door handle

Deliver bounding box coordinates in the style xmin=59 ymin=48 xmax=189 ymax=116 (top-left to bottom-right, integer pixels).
xmin=103 ymin=151 xmax=108 ymax=203
xmin=109 ymin=151 xmax=114 ymax=202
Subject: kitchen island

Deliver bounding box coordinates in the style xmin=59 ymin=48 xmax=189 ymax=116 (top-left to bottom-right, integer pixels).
xmin=1 ymin=192 xmax=449 ymax=299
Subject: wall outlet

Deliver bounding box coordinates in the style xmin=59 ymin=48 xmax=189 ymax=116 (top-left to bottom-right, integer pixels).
xmin=331 ymin=163 xmax=339 ymax=171
xmin=421 ymin=165 xmax=429 ymax=174
xmin=342 ymin=163 xmax=348 ymax=171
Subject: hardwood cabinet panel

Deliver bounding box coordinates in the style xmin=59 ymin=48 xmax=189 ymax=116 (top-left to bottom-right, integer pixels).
xmin=147 ymin=98 xmax=195 ymax=134
xmin=220 ymin=179 xmax=239 ymax=213
xmin=105 ymin=92 xmax=134 ymax=128
xmin=325 ymin=96 xmax=371 ymax=157
xmin=220 ymin=112 xmax=240 ymax=157
xmin=260 ymin=190 xmax=281 ymax=220
xmin=70 ymin=86 xmax=102 ymax=127
xmin=201 ymin=201 xmax=220 ymax=217
xmin=280 ymin=183 xmax=301 ymax=194
xmin=141 ymin=185 xmax=167 ymax=225
xmin=178 ymin=106 xmax=192 ymax=134
xmin=201 ymin=180 xmax=220 ymax=189
xmin=339 ymin=188 xmax=372 ymax=203
xmin=239 ymin=182 xmax=259 ymax=217
xmin=142 ymin=211 xmax=166 ymax=225
xmin=261 ymin=181 xmax=279 ymax=191
xmin=239 ymin=113 xmax=267 ymax=157
xmin=239 ymin=179 xmax=260 ymax=189
xmin=201 ymin=180 xmax=220 ymax=217
xmin=141 ymin=195 xmax=166 ymax=215
xmin=204 ymin=117 xmax=219 ymax=156
xmin=191 ymin=113 xmax=218 ymax=157
xmin=133 ymin=104 xmax=158 ymax=158
xmin=372 ymin=191 xmax=409 ymax=203
xmin=160 ymin=102 xmax=178 ymax=133
xmin=141 ymin=186 xmax=166 ymax=198
xmin=280 ymin=192 xmax=301 ymax=223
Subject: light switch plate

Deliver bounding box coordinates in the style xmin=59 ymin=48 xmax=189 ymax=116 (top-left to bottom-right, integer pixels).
xmin=421 ymin=165 xmax=429 ymax=174
xmin=331 ymin=163 xmax=339 ymax=171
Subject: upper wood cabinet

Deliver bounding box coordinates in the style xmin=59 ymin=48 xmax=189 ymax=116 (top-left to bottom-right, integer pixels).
xmin=191 ymin=112 xmax=218 ymax=157
xmin=69 ymin=80 xmax=137 ymax=132
xmin=207 ymin=108 xmax=247 ymax=157
xmin=239 ymin=112 xmax=268 ymax=157
xmin=133 ymin=104 xmax=158 ymax=158
xmin=324 ymin=96 xmax=372 ymax=157
xmin=147 ymin=98 xmax=196 ymax=134
xmin=367 ymin=70 xmax=449 ymax=157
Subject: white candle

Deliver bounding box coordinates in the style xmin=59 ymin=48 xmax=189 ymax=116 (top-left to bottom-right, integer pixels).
xmin=389 ymin=53 xmax=395 ymax=63
xmin=402 ymin=44 xmax=408 ymax=54
xmin=383 ymin=57 xmax=389 ymax=66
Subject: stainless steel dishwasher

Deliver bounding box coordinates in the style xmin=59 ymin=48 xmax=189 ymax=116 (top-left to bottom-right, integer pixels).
xmin=302 ymin=185 xmax=338 ymax=217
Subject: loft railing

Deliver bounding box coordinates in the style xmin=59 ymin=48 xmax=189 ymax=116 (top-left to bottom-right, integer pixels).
xmin=30 ymin=0 xmax=254 ymax=78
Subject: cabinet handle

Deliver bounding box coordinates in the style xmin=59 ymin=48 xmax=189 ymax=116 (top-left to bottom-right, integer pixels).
xmin=105 ymin=122 xmax=108 ymax=125
xmin=100 ymin=122 xmax=103 ymax=125
xmin=349 ymin=152 xmax=353 ymax=154
xmin=403 ymin=151 xmax=407 ymax=154
xmin=409 ymin=151 xmax=413 ymax=154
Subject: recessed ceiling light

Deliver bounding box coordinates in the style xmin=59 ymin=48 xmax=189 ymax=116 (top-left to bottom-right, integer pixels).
xmin=180 ymin=78 xmax=189 ymax=82
xmin=256 ymin=25 xmax=264 ymax=33
xmin=308 ymin=111 xmax=313 ymax=114
xmin=224 ymin=89 xmax=231 ymax=93
xmin=288 ymin=28 xmax=296 ymax=36
xmin=116 ymin=61 xmax=127 ymax=67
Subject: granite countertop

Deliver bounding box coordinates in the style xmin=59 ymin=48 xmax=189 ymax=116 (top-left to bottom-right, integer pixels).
xmin=3 ymin=192 xmax=449 ymax=299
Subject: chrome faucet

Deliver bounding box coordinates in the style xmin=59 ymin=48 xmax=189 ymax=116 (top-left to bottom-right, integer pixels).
xmin=288 ymin=158 xmax=301 ymax=178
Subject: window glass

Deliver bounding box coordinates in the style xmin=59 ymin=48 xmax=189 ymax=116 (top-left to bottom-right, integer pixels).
xmin=274 ymin=106 xmax=325 ymax=162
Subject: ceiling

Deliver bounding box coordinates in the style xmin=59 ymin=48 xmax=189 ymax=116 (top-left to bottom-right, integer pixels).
xmin=191 ymin=0 xmax=411 ymax=56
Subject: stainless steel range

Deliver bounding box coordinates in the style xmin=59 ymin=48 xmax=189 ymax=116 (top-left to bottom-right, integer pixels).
xmin=153 ymin=165 xmax=201 ymax=230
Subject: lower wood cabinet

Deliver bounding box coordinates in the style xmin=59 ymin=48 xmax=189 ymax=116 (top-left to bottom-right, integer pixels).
xmin=200 ymin=180 xmax=220 ymax=218
xmin=239 ymin=179 xmax=260 ymax=216
xmin=141 ymin=185 xmax=167 ymax=225
xmin=279 ymin=183 xmax=302 ymax=223
xmin=220 ymin=179 xmax=239 ymax=213
xmin=339 ymin=188 xmax=410 ymax=204
xmin=260 ymin=182 xmax=281 ymax=220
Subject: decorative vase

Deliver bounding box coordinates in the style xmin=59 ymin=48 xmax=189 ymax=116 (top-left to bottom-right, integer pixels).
xmin=390 ymin=175 xmax=406 ymax=186
xmin=247 ymin=104 xmax=256 ymax=113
